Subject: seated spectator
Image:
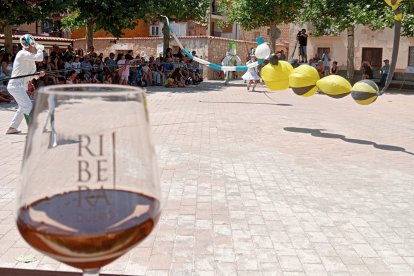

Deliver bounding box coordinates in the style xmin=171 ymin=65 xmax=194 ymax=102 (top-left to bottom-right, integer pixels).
xmin=63 ymin=45 xmax=74 ymax=63
xmin=1 ymin=53 xmax=12 ymax=79
xmin=173 ymin=57 xmax=181 ymax=69
xmin=163 ymin=58 xmax=174 ymax=77
xmin=77 ymin=72 xmax=90 ymax=83
xmin=316 ymin=60 xmax=324 ymax=77
xmin=64 ymin=57 xmax=73 ymax=77
xmin=309 ymin=58 xmax=317 ymax=68
xmin=165 ymin=48 xmax=173 ymax=59
xmin=153 ymin=58 xmax=165 ymax=85
xmin=47 ymin=56 xmax=59 ymax=85
xmin=141 ymin=62 xmax=153 ymax=85
xmin=170 ymin=68 xmax=185 ymax=87
xmin=90 ymin=72 xmax=100 ymax=84
xmin=93 ymin=58 xmax=104 ymax=82
xmin=87 ymin=45 xmax=95 ymax=56
xmin=66 ymin=70 xmax=77 ymax=84
xmin=103 ymin=73 xmax=113 ymax=84
xmin=187 ymin=59 xmax=202 ymax=84
xmin=174 ymin=48 xmax=184 ymax=60
xmin=313 ymin=53 xmax=320 ymax=62
xmin=81 ymin=55 xmax=92 ymax=78
xmin=330 ymin=61 xmax=339 ymax=75
xmin=361 ymin=61 xmax=373 ymax=79
xmin=279 ymin=50 xmax=286 ymax=60
xmin=165 ymin=77 xmax=176 ymax=88
xmin=75 ymin=48 xmax=84 ymax=57
xmin=72 ymin=56 xmax=81 ymax=74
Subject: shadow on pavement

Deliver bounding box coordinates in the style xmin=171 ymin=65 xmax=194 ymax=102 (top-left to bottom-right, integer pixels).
xmin=0 ymin=102 xmax=17 ymax=111
xmin=146 ymin=81 xmax=246 ymax=94
xmin=284 ymin=127 xmax=414 ymax=156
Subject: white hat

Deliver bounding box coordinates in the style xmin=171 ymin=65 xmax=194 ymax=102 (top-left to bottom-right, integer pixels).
xmin=20 ymin=34 xmax=36 ymax=49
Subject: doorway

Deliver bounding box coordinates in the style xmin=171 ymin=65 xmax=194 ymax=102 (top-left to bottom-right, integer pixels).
xmin=362 ymin=48 xmax=383 ymax=70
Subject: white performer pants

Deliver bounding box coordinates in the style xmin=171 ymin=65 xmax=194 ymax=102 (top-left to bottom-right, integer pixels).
xmin=8 ymin=86 xmax=32 ymax=129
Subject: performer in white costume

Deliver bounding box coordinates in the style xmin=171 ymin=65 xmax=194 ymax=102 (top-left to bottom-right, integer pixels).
xmin=222 ymin=51 xmax=242 ymax=85
xmin=242 ymin=55 xmax=261 ymax=91
xmin=6 ymin=34 xmax=45 ymax=134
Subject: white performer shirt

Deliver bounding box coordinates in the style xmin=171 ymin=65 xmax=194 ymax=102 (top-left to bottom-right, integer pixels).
xmin=242 ymin=60 xmax=261 ymax=81
xmin=8 ymin=47 xmax=44 ymax=89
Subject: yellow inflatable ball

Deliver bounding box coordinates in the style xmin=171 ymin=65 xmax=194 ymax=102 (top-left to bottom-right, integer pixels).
xmin=289 ymin=65 xmax=320 ymax=97
xmin=351 ymin=80 xmax=379 ymax=105
xmin=316 ymin=75 xmax=352 ymax=98
xmin=385 ymin=0 xmax=402 ymax=10
xmin=261 ymin=61 xmax=293 ymax=91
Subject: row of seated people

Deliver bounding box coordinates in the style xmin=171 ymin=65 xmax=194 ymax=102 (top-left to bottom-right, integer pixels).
xmin=36 ymin=56 xmax=203 ymax=88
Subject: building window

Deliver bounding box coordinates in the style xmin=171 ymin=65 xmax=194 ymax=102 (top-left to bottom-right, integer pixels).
xmin=150 ymin=25 xmax=161 ymax=36
xmin=317 ymin=48 xmax=330 ymax=59
xmin=409 ymin=47 xmax=414 ymax=66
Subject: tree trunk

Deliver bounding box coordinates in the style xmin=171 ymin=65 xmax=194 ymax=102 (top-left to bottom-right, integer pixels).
xmin=269 ymin=23 xmax=278 ymax=54
xmin=347 ymin=26 xmax=355 ymax=82
xmin=4 ymin=24 xmax=13 ymax=54
xmin=162 ymin=20 xmax=170 ymax=56
xmin=85 ymin=20 xmax=94 ymax=52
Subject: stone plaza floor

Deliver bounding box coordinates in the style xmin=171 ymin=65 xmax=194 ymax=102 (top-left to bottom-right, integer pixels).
xmin=0 ymin=81 xmax=414 ymax=275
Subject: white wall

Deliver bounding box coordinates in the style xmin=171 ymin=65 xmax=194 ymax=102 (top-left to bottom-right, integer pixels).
xmin=289 ymin=24 xmax=414 ymax=71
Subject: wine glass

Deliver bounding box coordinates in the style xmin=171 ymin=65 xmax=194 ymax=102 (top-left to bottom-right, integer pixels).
xmin=15 ymin=84 xmax=161 ymax=276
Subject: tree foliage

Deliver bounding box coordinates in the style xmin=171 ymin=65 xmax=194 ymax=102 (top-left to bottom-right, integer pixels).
xmin=400 ymin=0 xmax=414 ymax=37
xmin=0 ymin=0 xmax=67 ymax=26
xmin=299 ymin=0 xmax=414 ymax=37
xmin=220 ymin=0 xmax=301 ymax=31
xmin=61 ymin=0 xmax=151 ymax=38
xmin=0 ymin=0 xmax=67 ymax=52
xmin=147 ymin=0 xmax=210 ymax=23
xmin=299 ymin=1 xmax=394 ymax=36
xmin=144 ymin=0 xmax=210 ymax=53
xmin=219 ymin=0 xmax=302 ymax=52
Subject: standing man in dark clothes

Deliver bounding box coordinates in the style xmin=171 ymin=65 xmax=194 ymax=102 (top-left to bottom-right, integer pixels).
xmin=125 ymin=50 xmax=134 ymax=61
xmin=296 ymin=29 xmax=308 ymax=63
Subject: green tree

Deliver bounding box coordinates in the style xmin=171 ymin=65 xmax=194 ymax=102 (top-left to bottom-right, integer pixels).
xmin=220 ymin=0 xmax=302 ymax=52
xmin=299 ymin=0 xmax=414 ymax=81
xmin=400 ymin=1 xmax=414 ymax=37
xmin=0 ymin=0 xmax=67 ymax=53
xmin=145 ymin=0 xmax=210 ymax=54
xmin=61 ymin=0 xmax=210 ymax=54
xmin=61 ymin=0 xmax=151 ymax=51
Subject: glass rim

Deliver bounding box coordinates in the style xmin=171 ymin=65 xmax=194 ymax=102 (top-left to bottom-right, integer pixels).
xmin=37 ymin=84 xmax=144 ymax=96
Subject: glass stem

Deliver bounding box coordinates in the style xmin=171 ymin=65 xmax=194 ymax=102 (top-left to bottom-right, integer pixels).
xmin=83 ymin=269 xmax=100 ymax=276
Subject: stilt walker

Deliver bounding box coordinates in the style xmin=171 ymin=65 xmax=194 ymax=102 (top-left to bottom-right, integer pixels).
xmin=5 ymin=34 xmax=45 ymax=134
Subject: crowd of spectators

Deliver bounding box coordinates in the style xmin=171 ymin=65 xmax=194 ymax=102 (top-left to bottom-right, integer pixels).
xmin=0 ymin=44 xmax=203 ymax=102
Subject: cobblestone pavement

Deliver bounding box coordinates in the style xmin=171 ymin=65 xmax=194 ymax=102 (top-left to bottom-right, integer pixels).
xmin=0 ymin=81 xmax=414 ymax=275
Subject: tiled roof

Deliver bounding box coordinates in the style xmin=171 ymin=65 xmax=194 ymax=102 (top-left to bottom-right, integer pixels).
xmin=0 ymin=34 xmax=73 ymax=42
xmin=75 ymin=35 xmax=285 ymax=45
